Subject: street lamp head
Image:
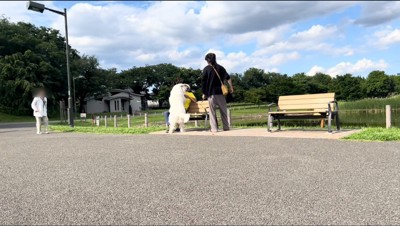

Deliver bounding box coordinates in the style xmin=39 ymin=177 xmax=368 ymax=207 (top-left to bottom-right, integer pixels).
xmin=73 ymin=75 xmax=85 ymax=80
xmin=26 ymin=1 xmax=45 ymax=13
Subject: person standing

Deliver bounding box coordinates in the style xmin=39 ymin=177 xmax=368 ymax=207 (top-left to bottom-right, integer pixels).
xmin=201 ymin=53 xmax=234 ymax=133
xmin=31 ymin=88 xmax=49 ymax=134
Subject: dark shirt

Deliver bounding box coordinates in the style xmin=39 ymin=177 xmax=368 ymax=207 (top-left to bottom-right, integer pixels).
xmin=202 ymin=64 xmax=230 ymax=97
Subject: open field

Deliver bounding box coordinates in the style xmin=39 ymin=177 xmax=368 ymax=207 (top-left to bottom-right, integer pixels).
xmin=0 ymin=112 xmax=35 ymax=123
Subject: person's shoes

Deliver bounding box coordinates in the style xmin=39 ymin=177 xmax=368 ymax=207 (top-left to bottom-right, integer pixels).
xmin=36 ymin=131 xmax=42 ymax=135
xmin=44 ymin=131 xmax=49 ymax=134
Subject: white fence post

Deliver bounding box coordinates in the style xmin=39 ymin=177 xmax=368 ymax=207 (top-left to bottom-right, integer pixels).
xmin=386 ymin=105 xmax=391 ymax=129
xmin=127 ymin=114 xmax=131 ymax=128
xmin=227 ymin=108 xmax=231 ymax=128
xmin=114 ymin=115 xmax=117 ymax=128
xmin=105 ymin=115 xmax=107 ymax=128
xmin=145 ymin=113 xmax=148 ymax=127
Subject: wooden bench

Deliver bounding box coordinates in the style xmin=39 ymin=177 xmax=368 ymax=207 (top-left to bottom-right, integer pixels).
xmin=267 ymin=93 xmax=340 ymax=133
xmin=187 ymin=101 xmax=210 ymax=128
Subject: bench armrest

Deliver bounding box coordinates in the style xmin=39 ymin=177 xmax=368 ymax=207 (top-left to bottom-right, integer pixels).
xmin=328 ymin=100 xmax=339 ymax=113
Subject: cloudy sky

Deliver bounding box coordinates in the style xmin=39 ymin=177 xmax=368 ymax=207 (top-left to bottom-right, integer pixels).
xmin=1 ymin=1 xmax=400 ymax=76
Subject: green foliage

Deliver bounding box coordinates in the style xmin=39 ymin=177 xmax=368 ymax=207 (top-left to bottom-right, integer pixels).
xmin=344 ymin=128 xmax=400 ymax=141
xmin=365 ymin=71 xmax=395 ymax=98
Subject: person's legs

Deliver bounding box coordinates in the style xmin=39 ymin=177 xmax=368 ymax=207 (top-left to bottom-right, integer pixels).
xmin=208 ymin=95 xmax=218 ymax=133
xmin=163 ymin=111 xmax=170 ymax=127
xmin=215 ymin=95 xmax=229 ymax=131
xmin=43 ymin=116 xmax=49 ymax=133
xmin=35 ymin=116 xmax=42 ymax=134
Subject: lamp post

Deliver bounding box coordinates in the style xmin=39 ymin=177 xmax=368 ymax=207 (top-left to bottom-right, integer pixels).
xmin=73 ymin=76 xmax=85 ymax=116
xmin=27 ymin=1 xmax=74 ymax=127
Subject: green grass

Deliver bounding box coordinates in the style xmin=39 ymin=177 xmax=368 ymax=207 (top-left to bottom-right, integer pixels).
xmin=49 ymin=124 xmax=165 ymax=134
xmin=339 ymin=95 xmax=400 ymax=110
xmin=344 ymin=127 xmax=400 ymax=141
xmin=0 ymin=112 xmax=35 ymax=123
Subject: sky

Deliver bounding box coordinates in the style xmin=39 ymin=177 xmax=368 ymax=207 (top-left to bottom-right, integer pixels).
xmin=1 ymin=1 xmax=400 ymax=77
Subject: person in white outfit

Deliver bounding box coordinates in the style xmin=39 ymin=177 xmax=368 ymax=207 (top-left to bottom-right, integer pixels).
xmin=31 ymin=88 xmax=49 ymax=134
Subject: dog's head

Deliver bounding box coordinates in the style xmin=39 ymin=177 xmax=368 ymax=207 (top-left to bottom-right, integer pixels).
xmin=171 ymin=83 xmax=190 ymax=94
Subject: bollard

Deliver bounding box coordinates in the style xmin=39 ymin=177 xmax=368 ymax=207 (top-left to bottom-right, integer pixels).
xmin=195 ymin=120 xmax=198 ymax=127
xmin=105 ymin=115 xmax=107 ymax=128
xmin=227 ymin=108 xmax=231 ymax=128
xmin=121 ymin=114 xmax=123 ymax=119
xmin=127 ymin=114 xmax=131 ymax=128
xmin=144 ymin=113 xmax=148 ymax=127
xmin=386 ymin=105 xmax=391 ymax=129
xmin=114 ymin=115 xmax=117 ymax=128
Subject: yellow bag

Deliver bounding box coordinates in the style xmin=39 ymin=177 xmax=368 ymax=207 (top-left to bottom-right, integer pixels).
xmin=212 ymin=66 xmax=229 ymax=96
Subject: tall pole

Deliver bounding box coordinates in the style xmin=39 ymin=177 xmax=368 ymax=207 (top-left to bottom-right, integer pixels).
xmin=64 ymin=8 xmax=74 ymax=127
xmin=73 ymin=78 xmax=76 ymax=116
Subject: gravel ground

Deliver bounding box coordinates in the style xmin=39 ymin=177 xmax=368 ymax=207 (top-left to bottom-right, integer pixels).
xmin=0 ymin=127 xmax=399 ymax=225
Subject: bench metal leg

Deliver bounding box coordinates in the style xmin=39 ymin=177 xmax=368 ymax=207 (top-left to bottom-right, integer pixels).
xmin=328 ymin=113 xmax=332 ymax=133
xmin=267 ymin=114 xmax=272 ymax=132
xmin=336 ymin=113 xmax=340 ymax=131
xmin=277 ymin=119 xmax=281 ymax=131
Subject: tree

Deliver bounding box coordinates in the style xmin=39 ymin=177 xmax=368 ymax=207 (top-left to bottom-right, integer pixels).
xmin=365 ymin=71 xmax=395 ymax=98
xmin=329 ymin=74 xmax=365 ymax=101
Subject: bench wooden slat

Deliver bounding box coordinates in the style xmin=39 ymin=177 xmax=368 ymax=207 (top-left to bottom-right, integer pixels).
xmin=279 ymin=103 xmax=335 ymax=110
xmin=279 ymin=93 xmax=335 ymax=101
xmin=269 ymin=110 xmax=327 ymax=114
xmin=278 ymin=98 xmax=335 ymax=105
xmin=188 ymin=101 xmax=209 ymax=114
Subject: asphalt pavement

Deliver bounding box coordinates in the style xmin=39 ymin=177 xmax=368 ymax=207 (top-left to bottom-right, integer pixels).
xmin=0 ymin=126 xmax=399 ymax=225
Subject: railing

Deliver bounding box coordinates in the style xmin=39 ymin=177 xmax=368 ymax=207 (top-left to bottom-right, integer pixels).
xmin=66 ymin=104 xmax=400 ymax=129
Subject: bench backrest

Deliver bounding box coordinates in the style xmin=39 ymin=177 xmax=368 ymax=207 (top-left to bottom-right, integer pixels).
xmin=188 ymin=101 xmax=210 ymax=114
xmin=278 ymin=93 xmax=336 ymax=112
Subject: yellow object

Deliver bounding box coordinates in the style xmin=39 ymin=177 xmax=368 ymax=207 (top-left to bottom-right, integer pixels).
xmin=184 ymin=92 xmax=196 ymax=111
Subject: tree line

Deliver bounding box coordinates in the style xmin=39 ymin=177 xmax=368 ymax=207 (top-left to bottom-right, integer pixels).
xmin=1 ymin=18 xmax=400 ymax=116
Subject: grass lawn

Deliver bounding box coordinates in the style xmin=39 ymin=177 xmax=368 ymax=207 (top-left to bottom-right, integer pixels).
xmin=344 ymin=128 xmax=400 ymax=141
xmin=49 ymin=124 xmax=165 ymax=135
xmin=0 ymin=112 xmax=35 ymax=123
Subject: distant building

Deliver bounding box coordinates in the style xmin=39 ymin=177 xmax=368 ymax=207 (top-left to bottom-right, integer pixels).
xmin=84 ymin=89 xmax=143 ymax=114
xmin=147 ymin=100 xmax=160 ymax=108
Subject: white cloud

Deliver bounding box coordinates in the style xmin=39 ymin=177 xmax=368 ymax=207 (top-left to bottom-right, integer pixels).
xmin=372 ymin=26 xmax=400 ymax=48
xmin=0 ymin=1 xmax=59 ymax=25
xmin=355 ymin=1 xmax=400 ymax=26
xmin=227 ymin=25 xmax=290 ymax=46
xmin=199 ymin=1 xmax=354 ymax=34
xmin=0 ymin=1 xmax=385 ymax=75
xmin=253 ymin=24 xmax=353 ymax=57
xmin=307 ymin=58 xmax=388 ymax=76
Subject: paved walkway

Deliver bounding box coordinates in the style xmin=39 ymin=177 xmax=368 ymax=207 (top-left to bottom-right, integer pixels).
xmin=151 ymin=128 xmax=360 ymax=139
xmin=1 ymin=127 xmax=399 ymax=225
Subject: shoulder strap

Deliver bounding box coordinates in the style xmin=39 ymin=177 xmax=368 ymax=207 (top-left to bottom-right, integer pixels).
xmin=211 ymin=65 xmax=223 ymax=84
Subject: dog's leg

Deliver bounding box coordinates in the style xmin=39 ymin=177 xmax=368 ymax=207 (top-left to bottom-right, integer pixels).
xmin=168 ymin=117 xmax=176 ymax=134
xmin=179 ymin=121 xmax=185 ymax=133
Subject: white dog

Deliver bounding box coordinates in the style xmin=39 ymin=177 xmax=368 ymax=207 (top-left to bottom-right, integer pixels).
xmin=168 ymin=83 xmax=191 ymax=133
